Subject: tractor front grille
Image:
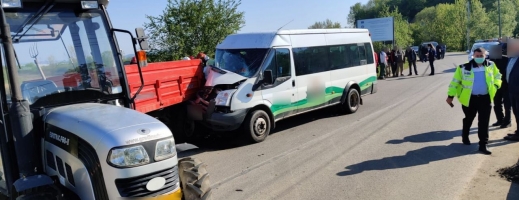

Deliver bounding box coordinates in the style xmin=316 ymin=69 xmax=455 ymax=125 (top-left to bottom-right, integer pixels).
xmin=115 ymin=166 xmax=180 ymax=197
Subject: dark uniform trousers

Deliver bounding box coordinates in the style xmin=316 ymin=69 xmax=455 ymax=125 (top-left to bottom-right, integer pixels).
xmin=494 ymin=87 xmax=511 ymax=124
xmin=510 ymin=93 xmax=519 ymax=133
xmin=462 ymin=94 xmax=491 ymax=145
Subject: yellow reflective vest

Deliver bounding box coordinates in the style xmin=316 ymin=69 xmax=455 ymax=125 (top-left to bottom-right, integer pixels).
xmin=447 ymin=60 xmax=502 ymax=107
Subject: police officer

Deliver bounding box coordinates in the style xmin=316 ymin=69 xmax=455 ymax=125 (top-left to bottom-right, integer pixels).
xmin=427 ymin=44 xmax=436 ymax=76
xmin=446 ymin=47 xmax=502 ymax=155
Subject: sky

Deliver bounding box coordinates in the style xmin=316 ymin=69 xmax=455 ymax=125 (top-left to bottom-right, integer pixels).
xmin=107 ymin=0 xmax=369 ymax=56
xmin=11 ymin=0 xmax=369 ymax=64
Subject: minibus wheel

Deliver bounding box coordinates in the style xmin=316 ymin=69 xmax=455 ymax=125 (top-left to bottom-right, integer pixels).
xmin=341 ymin=88 xmax=360 ymax=114
xmin=178 ymin=157 xmax=212 ymax=200
xmin=243 ymin=110 xmax=271 ymax=143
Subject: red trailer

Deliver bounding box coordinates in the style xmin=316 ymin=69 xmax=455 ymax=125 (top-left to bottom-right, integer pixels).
xmin=124 ymin=59 xmax=204 ymax=113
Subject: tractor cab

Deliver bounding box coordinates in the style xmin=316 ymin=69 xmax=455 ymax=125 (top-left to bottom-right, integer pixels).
xmin=0 ymin=1 xmax=202 ymax=199
xmin=3 ymin=0 xmax=128 ymax=108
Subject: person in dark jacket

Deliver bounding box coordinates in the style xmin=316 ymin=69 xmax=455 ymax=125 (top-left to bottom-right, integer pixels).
xmin=426 ymin=44 xmax=436 ymax=76
xmin=489 ymin=44 xmax=511 ymax=128
xmin=504 ymin=39 xmax=519 ymax=141
xmin=405 ymin=46 xmax=418 ymax=75
xmin=389 ymin=47 xmax=398 ymax=77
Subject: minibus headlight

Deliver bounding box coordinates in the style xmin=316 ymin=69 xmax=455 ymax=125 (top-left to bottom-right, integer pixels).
xmin=215 ymin=89 xmax=236 ymax=106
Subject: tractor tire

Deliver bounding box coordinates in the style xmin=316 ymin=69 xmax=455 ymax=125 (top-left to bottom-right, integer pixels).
xmin=178 ymin=157 xmax=212 ymax=200
xmin=339 ymin=88 xmax=360 ymax=114
xmin=242 ymin=110 xmax=271 ymax=143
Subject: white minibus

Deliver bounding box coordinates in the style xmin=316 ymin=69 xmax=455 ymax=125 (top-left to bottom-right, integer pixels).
xmin=189 ymin=29 xmax=378 ymax=143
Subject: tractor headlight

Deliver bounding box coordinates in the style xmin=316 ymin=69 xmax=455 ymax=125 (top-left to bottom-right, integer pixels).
xmin=108 ymin=145 xmax=150 ymax=167
xmin=215 ymin=89 xmax=236 ymax=106
xmin=155 ymin=138 xmax=176 ymax=161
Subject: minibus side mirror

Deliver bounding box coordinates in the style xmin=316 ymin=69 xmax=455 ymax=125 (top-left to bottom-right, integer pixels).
xmin=263 ymin=70 xmax=274 ymax=85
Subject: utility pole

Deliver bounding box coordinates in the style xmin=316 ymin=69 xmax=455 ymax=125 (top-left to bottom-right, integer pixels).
xmin=467 ymin=1 xmax=471 ymax=52
xmin=498 ymin=0 xmax=502 ymax=38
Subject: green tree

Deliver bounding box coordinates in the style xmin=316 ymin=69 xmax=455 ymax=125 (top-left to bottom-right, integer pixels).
xmin=433 ymin=3 xmax=466 ymax=51
xmin=101 ymin=51 xmax=116 ymax=68
xmin=144 ymin=0 xmax=245 ymax=62
xmin=488 ymin=0 xmax=517 ymax=37
xmin=378 ymin=6 xmax=413 ymax=48
xmin=308 ymin=19 xmax=342 ymax=29
xmin=412 ymin=6 xmax=436 ymax=43
xmin=468 ymin=0 xmax=496 ymax=40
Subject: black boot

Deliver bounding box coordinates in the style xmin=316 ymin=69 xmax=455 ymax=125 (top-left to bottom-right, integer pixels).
xmin=478 ymin=145 xmax=491 ymax=155
xmin=500 ymin=122 xmax=511 ymax=128
xmin=491 ymin=121 xmax=502 ymax=126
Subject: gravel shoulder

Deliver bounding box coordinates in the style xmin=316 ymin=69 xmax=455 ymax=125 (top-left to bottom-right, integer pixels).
xmin=460 ymin=119 xmax=519 ymax=200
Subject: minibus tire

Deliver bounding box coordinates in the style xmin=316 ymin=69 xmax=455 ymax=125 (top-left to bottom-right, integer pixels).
xmin=341 ymin=88 xmax=360 ymax=114
xmin=178 ymin=157 xmax=212 ymax=200
xmin=243 ymin=110 xmax=271 ymax=143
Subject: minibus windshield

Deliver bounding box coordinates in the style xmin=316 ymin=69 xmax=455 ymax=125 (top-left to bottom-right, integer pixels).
xmin=214 ymin=48 xmax=268 ymax=78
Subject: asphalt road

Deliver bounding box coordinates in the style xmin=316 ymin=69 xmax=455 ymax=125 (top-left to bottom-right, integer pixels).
xmin=181 ymin=52 xmax=512 ymax=200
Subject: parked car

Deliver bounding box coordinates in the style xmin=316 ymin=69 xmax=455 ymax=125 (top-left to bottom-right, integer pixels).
xmin=467 ymin=41 xmax=499 ymax=61
xmin=421 ymin=41 xmax=438 ymax=48
xmin=411 ymin=46 xmax=419 ymax=53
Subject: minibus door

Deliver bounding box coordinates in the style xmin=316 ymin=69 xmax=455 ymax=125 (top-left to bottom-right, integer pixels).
xmin=260 ymin=47 xmax=297 ymax=121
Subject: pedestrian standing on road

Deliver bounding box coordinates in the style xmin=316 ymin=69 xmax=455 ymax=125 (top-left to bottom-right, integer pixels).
xmin=390 ymin=47 xmax=398 ymax=77
xmin=503 ymin=39 xmax=519 ymax=141
xmin=446 ymin=47 xmax=502 ymax=155
xmin=406 ymin=46 xmax=418 ymax=75
xmin=488 ymin=44 xmax=512 ymax=129
xmin=426 ymin=44 xmax=436 ymax=76
xmin=385 ymin=49 xmax=392 ymax=77
xmin=396 ymin=48 xmax=405 ymax=77
xmin=378 ymin=50 xmax=387 ymax=80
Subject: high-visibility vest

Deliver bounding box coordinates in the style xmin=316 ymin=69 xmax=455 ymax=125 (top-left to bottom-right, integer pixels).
xmin=447 ymin=60 xmax=502 ymax=107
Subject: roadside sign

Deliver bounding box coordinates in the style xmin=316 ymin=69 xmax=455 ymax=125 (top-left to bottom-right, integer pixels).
xmin=356 ymin=17 xmax=394 ymax=42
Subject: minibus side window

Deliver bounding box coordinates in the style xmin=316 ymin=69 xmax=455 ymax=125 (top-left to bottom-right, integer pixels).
xmin=346 ymin=44 xmax=361 ymax=67
xmin=358 ymin=44 xmax=368 ymax=65
xmin=263 ymin=48 xmax=291 ymax=85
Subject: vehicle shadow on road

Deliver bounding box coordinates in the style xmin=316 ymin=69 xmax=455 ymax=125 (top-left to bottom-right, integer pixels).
xmin=337 ymin=140 xmax=517 ymax=177
xmin=179 ymin=107 xmax=343 ymax=156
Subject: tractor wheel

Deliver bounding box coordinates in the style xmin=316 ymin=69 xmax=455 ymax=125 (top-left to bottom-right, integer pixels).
xmin=178 ymin=157 xmax=212 ymax=200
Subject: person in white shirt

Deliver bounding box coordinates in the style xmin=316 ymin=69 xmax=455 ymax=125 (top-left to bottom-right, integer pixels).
xmin=378 ymin=50 xmax=388 ymax=80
